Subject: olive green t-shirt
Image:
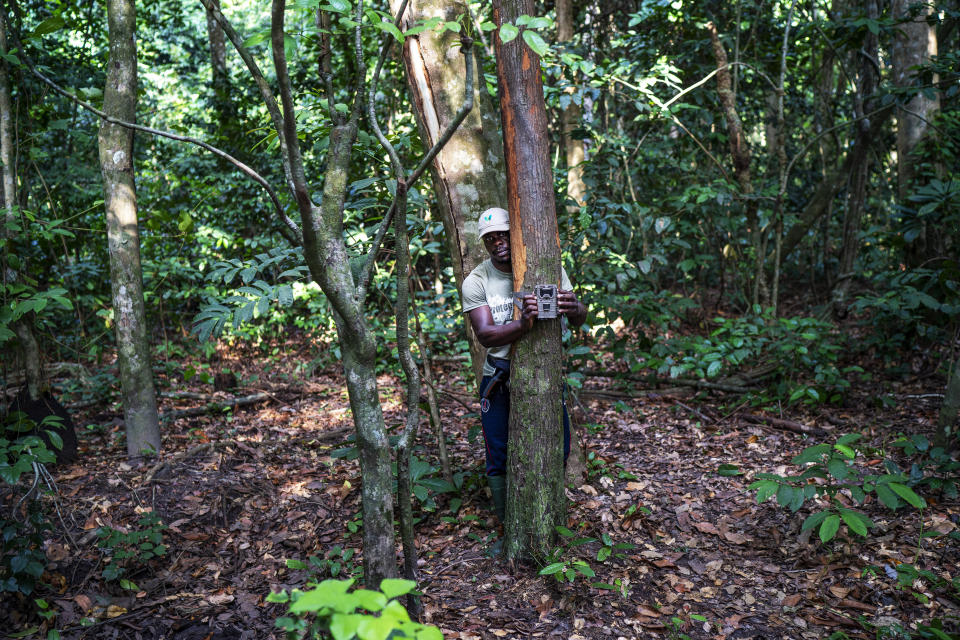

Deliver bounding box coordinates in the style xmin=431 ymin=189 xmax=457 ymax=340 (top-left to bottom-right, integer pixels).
xmin=461 ymin=259 xmax=572 ymax=378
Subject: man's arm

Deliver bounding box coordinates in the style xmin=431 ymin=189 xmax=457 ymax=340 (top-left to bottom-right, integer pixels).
xmin=558 ymin=289 xmax=586 ymax=326
xmin=467 ymin=295 xmax=539 ymax=348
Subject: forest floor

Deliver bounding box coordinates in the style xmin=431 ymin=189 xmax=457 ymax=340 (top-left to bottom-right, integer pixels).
xmin=2 ymin=336 xmax=959 ymax=640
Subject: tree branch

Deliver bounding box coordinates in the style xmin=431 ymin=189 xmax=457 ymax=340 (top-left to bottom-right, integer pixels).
xmin=22 ymin=55 xmax=302 ymax=241
xmin=197 ymin=0 xmax=298 ymax=195
xmin=271 ymin=0 xmax=312 ymax=212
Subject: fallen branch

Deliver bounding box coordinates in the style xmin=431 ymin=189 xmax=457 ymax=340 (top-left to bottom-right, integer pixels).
xmin=579 ymin=369 xmax=756 ymax=394
xmin=160 ymin=392 xmax=271 ymax=421
xmin=739 ymin=413 xmax=828 ymax=437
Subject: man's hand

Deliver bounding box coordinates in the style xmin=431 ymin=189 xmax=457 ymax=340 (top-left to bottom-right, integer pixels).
xmin=520 ymin=293 xmax=539 ymax=332
xmin=557 ymin=289 xmax=586 ymax=326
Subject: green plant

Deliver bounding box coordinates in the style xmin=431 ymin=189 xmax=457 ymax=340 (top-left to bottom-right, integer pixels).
xmin=268 ymin=578 xmax=441 ymax=640
xmin=96 ymin=512 xmax=168 ymax=583
xmin=538 ymin=525 xmax=636 ymax=588
xmin=287 ymin=545 xmax=361 ymax=581
xmin=1 ymin=419 xmax=59 ymax=596
xmin=889 ymin=434 xmax=960 ymax=500
xmin=748 ymin=434 xmax=927 ymax=543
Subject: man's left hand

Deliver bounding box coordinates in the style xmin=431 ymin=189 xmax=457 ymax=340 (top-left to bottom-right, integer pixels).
xmin=557 ymin=289 xmax=586 ymax=325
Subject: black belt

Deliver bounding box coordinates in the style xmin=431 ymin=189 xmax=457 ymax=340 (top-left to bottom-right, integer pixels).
xmin=481 ymin=355 xmax=511 ymax=398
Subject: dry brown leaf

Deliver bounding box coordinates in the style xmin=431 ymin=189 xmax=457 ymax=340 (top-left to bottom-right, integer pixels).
xmin=723 ymin=531 xmax=749 ymax=544
xmin=782 ymin=594 xmax=802 ymax=607
xmin=829 ymin=585 xmax=851 ymax=599
xmin=694 ymin=521 xmax=720 ymax=535
xmin=74 ymin=594 xmax=93 ymax=612
xmin=838 ymin=598 xmax=876 ymax=613
xmin=637 ymin=605 xmax=661 ymax=618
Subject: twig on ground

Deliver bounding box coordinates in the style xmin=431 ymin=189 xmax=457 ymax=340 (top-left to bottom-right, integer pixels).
xmin=739 ymin=413 xmax=828 ymax=437
xmin=160 ymin=392 xmax=271 ymax=421
xmin=142 ymin=443 xmax=216 ymax=484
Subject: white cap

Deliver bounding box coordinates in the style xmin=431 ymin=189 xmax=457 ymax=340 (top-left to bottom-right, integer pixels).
xmin=477 ymin=207 xmax=510 ymax=237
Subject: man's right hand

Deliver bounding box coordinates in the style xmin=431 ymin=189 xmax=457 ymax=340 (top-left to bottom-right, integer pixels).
xmin=520 ymin=293 xmax=539 ymax=332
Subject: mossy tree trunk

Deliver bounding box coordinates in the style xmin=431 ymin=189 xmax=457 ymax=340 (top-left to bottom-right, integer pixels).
xmin=492 ymin=0 xmax=566 ymax=560
xmin=0 ymin=9 xmax=43 ymax=401
xmin=99 ymin=0 xmax=161 ymax=458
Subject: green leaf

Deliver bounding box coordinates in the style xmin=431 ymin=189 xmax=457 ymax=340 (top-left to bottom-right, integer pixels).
xmin=801 ymin=510 xmax=830 ymax=532
xmin=749 ymin=479 xmax=778 ymax=504
xmin=241 ymin=31 xmax=269 ymax=48
xmin=716 ymin=463 xmax=742 ymax=476
xmin=573 ymin=561 xmax=595 ymax=577
xmin=374 ymin=19 xmax=404 ymax=42
xmin=597 ymin=546 xmax=611 ymax=562
xmin=322 ymin=0 xmax=352 ymax=13
xmin=266 ymin=590 xmax=289 ymax=603
xmin=498 ymin=22 xmax=518 ymax=43
xmin=827 ymin=458 xmax=849 ymax=481
xmin=522 ymin=30 xmax=549 ymax=56
xmin=539 ymin=562 xmax=565 ymax=575
xmin=352 ymin=588 xmax=387 ymax=612
xmin=329 ymin=613 xmax=363 ymax=640
xmin=819 ymin=514 xmax=841 ymax=542
xmin=30 ymin=16 xmax=66 ymax=38
xmin=833 ymin=444 xmax=856 ymax=459
xmin=888 ymin=483 xmax=926 ymax=509
xmin=875 ymin=483 xmax=900 ymax=510
xmin=792 ymin=444 xmax=831 ymax=465
xmin=379 ymin=578 xmax=416 ymax=599
xmin=839 ymin=509 xmax=868 ymax=537
xmin=290 ymin=579 xmax=355 ymax=614
xmin=776 ymin=484 xmax=796 ymax=509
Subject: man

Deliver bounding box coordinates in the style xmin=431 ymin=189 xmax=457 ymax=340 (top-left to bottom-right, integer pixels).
xmin=460 ymin=207 xmax=587 ymax=523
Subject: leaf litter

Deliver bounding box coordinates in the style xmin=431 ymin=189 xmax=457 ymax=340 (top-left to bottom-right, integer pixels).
xmin=1 ymin=341 xmax=957 ymax=639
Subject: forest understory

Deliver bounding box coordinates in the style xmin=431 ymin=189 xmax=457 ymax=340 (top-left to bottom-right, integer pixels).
xmin=1 ymin=329 xmax=957 ymax=640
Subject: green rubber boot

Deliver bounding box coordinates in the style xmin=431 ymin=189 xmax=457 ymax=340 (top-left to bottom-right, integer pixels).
xmin=488 ymin=474 xmax=506 ymax=524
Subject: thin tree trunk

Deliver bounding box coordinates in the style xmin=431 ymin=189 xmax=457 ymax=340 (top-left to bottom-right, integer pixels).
xmin=936 ymin=355 xmax=960 ymax=450
xmin=831 ymin=0 xmax=878 ymax=315
xmin=204 ymin=0 xmax=234 ymax=128
xmin=556 ymin=0 xmax=585 ymax=214
xmin=892 ymin=0 xmax=941 ymax=266
xmin=705 ymin=21 xmax=766 ymax=307
xmin=99 ymin=0 xmax=161 ymax=458
xmin=390 ymin=0 xmax=504 ymax=385
xmin=0 ymin=9 xmax=42 ymax=401
xmin=493 ymin=0 xmax=566 ymax=560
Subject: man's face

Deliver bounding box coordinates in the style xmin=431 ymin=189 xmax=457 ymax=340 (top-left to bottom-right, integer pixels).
xmin=482 ymin=230 xmax=511 ymax=268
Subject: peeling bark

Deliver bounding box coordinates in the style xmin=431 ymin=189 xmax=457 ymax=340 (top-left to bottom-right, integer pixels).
xmin=390 ymin=0 xmax=505 ymax=384
xmin=493 ymin=0 xmax=566 ymax=560
xmin=99 ymin=0 xmax=161 ymax=458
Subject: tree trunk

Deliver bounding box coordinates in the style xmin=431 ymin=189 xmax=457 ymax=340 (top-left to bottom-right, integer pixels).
xmin=892 ymin=0 xmax=940 ymax=265
xmin=556 ymin=0 xmax=585 ymax=214
xmin=298 ymin=118 xmax=398 ymax=587
xmin=390 ymin=0 xmax=505 ymax=385
xmin=99 ymin=0 xmax=161 ymax=458
xmin=493 ymin=0 xmax=566 ymax=560
xmin=1 ymin=10 xmax=42 ymax=401
xmin=832 ymin=0 xmax=879 ymax=315
xmin=705 ymin=21 xmax=765 ymax=307
xmin=936 ymin=356 xmax=960 ymax=450
xmin=204 ymin=0 xmax=234 ymax=129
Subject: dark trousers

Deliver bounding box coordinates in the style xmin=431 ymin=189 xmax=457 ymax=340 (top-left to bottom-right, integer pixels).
xmin=479 ymin=376 xmax=570 ymax=477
